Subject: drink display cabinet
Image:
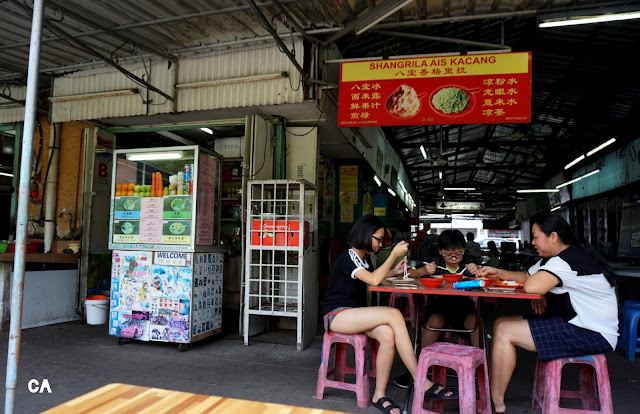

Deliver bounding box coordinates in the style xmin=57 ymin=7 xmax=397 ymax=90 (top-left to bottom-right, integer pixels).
xmin=107 ymin=145 xmax=224 ymax=351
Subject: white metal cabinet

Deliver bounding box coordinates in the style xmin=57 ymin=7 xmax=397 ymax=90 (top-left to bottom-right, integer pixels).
xmin=243 ymin=180 xmax=317 ymax=350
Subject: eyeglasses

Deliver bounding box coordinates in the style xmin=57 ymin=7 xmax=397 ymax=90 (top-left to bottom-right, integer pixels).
xmin=441 ymin=252 xmax=464 ymax=260
xmin=372 ymin=234 xmax=384 ymax=243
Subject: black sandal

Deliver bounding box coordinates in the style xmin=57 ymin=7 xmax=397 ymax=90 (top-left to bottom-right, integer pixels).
xmin=424 ymin=382 xmax=458 ymax=400
xmin=372 ymin=396 xmax=401 ymax=414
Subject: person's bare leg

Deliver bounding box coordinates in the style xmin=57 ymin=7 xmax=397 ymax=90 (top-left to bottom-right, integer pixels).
xmin=490 ymin=316 xmax=536 ymax=413
xmin=366 ymin=324 xmax=400 ymax=414
xmin=331 ymin=307 xmax=451 ymax=397
xmin=420 ymin=314 xmax=445 ymax=349
xmin=464 ymin=313 xmax=480 ymax=348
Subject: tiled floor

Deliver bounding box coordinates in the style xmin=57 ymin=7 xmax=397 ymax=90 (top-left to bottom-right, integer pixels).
xmin=0 ymin=307 xmax=638 ymax=413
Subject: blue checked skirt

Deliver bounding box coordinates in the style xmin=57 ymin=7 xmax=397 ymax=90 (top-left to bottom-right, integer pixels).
xmin=526 ymin=316 xmax=613 ymax=361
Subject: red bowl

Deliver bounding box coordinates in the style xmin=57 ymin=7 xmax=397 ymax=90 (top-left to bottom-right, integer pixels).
xmin=442 ymin=273 xmax=463 ymax=283
xmin=420 ymin=278 xmax=444 ymax=288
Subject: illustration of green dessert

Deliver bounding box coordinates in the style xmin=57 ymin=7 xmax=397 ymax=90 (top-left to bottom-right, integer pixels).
xmin=431 ymin=87 xmax=470 ymax=114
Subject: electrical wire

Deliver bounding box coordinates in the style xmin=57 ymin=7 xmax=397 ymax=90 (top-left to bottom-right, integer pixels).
xmin=284 ymin=94 xmax=327 ymax=136
xmin=246 ymin=117 xmax=270 ymax=178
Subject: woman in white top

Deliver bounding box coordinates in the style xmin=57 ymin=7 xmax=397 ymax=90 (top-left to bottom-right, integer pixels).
xmin=477 ymin=214 xmax=618 ymax=414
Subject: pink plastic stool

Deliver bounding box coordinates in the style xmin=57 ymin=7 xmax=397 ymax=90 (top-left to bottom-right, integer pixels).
xmin=412 ymin=342 xmax=490 ymax=414
xmin=315 ymin=332 xmax=378 ymax=408
xmin=532 ymin=354 xmax=613 ymax=413
xmin=389 ymin=292 xmax=417 ymax=328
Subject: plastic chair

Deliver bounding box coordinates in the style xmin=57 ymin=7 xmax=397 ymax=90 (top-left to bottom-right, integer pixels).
xmin=315 ymin=332 xmax=378 ymax=408
xmin=389 ymin=292 xmax=417 ymax=328
xmin=618 ymin=306 xmax=640 ymax=361
xmin=412 ymin=342 xmax=490 ymax=414
xmin=532 ymin=354 xmax=613 ymax=413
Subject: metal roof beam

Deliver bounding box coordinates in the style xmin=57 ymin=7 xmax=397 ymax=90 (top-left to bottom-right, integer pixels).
xmin=46 ymin=0 xmax=176 ymax=63
xmin=371 ymin=30 xmax=510 ymax=50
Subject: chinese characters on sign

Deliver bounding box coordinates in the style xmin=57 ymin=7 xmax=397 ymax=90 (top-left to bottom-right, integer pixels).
xmin=338 ymin=52 xmax=531 ymax=127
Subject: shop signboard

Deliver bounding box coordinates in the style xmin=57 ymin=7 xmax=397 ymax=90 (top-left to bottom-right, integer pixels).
xmin=338 ymin=52 xmax=531 ymax=127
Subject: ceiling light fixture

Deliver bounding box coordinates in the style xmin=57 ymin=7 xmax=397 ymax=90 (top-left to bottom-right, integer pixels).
xmin=438 ymin=171 xmax=443 ymax=180
xmin=550 ymin=206 xmax=562 ymax=212
xmin=564 ymin=155 xmax=585 ymax=170
xmin=539 ymin=11 xmax=640 ymax=28
xmin=374 ymin=175 xmax=382 ymax=186
xmin=516 ymin=189 xmax=560 ymax=193
xmin=444 ymin=187 xmax=476 ymax=191
xmin=565 ymin=138 xmax=617 ymax=170
xmin=0 ymin=172 xmax=14 ymax=177
xmin=556 ymin=169 xmax=601 ymax=189
xmin=586 ymin=137 xmax=616 ymax=156
xmin=388 ymin=188 xmax=397 ymax=197
xmin=126 ymin=151 xmax=183 ymax=161
xmin=176 ymin=72 xmax=288 ymax=89
xmin=420 ymin=144 xmax=427 ymax=160
xmin=354 ymin=0 xmax=415 ymax=35
xmin=49 ymin=88 xmax=138 ymax=103
xmin=201 ymin=127 xmax=213 ymax=135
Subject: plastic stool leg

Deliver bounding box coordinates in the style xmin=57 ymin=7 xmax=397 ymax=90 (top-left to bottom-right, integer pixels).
xmin=333 ymin=342 xmax=346 ymax=381
xmin=578 ymin=364 xmax=597 ymax=410
xmin=542 ymin=359 xmax=563 ymax=414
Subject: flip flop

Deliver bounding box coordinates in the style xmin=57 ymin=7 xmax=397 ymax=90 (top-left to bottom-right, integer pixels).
xmin=372 ymin=396 xmax=401 ymax=414
xmin=424 ymin=382 xmax=458 ymax=400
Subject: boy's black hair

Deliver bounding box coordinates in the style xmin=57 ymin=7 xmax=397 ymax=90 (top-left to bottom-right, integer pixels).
xmin=348 ymin=214 xmax=385 ymax=251
xmin=437 ymin=229 xmax=466 ymax=250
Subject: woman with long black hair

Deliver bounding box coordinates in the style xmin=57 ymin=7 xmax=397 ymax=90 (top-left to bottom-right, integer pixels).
xmin=477 ymin=214 xmax=618 ymax=414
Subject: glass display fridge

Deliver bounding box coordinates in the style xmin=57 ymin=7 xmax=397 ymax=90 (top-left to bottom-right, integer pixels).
xmin=106 ymin=145 xmax=224 ymax=351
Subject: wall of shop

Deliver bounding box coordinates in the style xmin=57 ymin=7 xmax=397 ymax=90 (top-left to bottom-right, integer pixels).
xmin=571 ymin=135 xmax=640 ymax=200
xmin=27 ymin=115 xmax=91 ymax=240
xmin=49 ymin=41 xmax=305 ymax=123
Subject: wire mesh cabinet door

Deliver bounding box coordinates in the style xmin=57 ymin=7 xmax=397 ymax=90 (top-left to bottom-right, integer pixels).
xmin=242 ymin=180 xmax=318 ymax=350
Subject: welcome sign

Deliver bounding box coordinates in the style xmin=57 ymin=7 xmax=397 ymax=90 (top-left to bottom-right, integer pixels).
xmin=338 ymin=52 xmax=531 ymax=127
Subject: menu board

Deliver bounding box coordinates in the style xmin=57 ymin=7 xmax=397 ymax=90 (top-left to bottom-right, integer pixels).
xmin=114 ymin=196 xmax=141 ymax=219
xmin=163 ymin=196 xmax=192 ymax=219
xmin=112 ymin=195 xmax=193 ymax=246
xmin=139 ymin=198 xmax=163 ymax=243
xmin=195 ymin=154 xmax=216 ymax=245
xmin=113 ymin=220 xmax=140 ymax=243
xmin=338 ymin=52 xmax=531 ymax=126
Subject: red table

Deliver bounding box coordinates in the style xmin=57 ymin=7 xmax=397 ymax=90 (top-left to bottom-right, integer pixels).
xmin=369 ymin=280 xmax=540 ymax=300
xmin=369 ymin=280 xmax=541 ymax=411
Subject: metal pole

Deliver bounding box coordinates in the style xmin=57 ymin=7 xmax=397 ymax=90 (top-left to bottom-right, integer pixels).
xmin=4 ymin=1 xmax=44 ymax=413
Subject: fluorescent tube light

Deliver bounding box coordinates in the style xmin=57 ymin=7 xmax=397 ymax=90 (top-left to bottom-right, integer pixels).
xmin=539 ymin=11 xmax=640 ymax=28
xmin=399 ymin=181 xmax=407 ymax=192
xmin=374 ymin=175 xmax=382 ymax=186
xmin=49 ymin=88 xmax=138 ymax=102
xmin=444 ymin=187 xmax=476 ymax=191
xmin=388 ymin=188 xmax=396 ymax=197
xmin=517 ymin=189 xmax=560 ymax=193
xmin=176 ymin=73 xmax=288 ymax=89
xmin=564 ymin=155 xmax=585 ymax=170
xmin=354 ymin=0 xmax=414 ymax=35
xmin=439 ymin=171 xmax=443 ymax=179
xmin=420 ymin=145 xmax=427 ymax=160
xmin=0 ymin=172 xmax=14 ymax=177
xmin=555 ymin=169 xmax=600 ymax=189
xmin=201 ymin=128 xmax=213 ymax=135
xmin=550 ymin=206 xmax=562 ymax=212
xmin=581 ymin=169 xmax=600 ymax=179
xmin=127 ymin=152 xmax=183 ymax=161
xmin=556 ymin=176 xmax=583 ymax=189
xmin=586 ymin=138 xmax=616 ymax=156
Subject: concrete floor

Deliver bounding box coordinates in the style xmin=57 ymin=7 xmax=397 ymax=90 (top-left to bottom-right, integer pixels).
xmin=0 ymin=307 xmax=638 ymax=413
